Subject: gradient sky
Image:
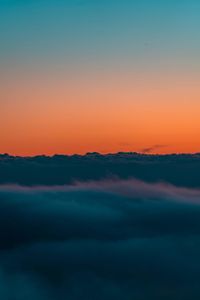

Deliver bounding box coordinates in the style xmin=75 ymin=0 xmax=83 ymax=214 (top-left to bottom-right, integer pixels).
xmin=1 ymin=0 xmax=200 ymax=155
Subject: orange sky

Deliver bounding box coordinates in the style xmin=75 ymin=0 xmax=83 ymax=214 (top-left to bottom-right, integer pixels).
xmin=1 ymin=67 xmax=200 ymax=156
xmin=1 ymin=0 xmax=200 ymax=156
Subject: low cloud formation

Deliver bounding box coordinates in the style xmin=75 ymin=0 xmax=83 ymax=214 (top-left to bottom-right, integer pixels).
xmin=0 ymin=180 xmax=200 ymax=299
xmin=1 ymin=152 xmax=200 ymax=187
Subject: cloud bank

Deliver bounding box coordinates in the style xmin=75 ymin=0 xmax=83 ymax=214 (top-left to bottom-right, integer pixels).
xmin=1 ymin=152 xmax=200 ymax=187
xmin=1 ymin=179 xmax=200 ymax=299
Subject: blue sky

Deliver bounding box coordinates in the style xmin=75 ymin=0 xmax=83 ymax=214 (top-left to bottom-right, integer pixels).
xmin=1 ymin=0 xmax=200 ymax=69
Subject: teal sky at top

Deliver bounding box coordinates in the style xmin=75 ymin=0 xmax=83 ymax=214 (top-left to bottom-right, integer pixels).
xmin=0 ymin=0 xmax=200 ymax=71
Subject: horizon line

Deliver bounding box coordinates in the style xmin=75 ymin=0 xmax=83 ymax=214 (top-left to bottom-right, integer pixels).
xmin=1 ymin=151 xmax=200 ymax=158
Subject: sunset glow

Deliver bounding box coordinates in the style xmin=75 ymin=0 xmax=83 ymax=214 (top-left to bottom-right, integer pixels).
xmin=1 ymin=0 xmax=200 ymax=155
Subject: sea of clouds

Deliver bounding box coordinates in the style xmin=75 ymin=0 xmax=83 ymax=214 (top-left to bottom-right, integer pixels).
xmin=0 ymin=179 xmax=200 ymax=299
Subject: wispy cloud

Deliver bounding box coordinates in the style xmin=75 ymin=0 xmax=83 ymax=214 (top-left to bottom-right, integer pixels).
xmin=140 ymin=144 xmax=169 ymax=154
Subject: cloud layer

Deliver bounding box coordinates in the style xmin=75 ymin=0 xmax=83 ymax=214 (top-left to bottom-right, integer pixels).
xmin=1 ymin=152 xmax=200 ymax=187
xmin=1 ymin=180 xmax=200 ymax=299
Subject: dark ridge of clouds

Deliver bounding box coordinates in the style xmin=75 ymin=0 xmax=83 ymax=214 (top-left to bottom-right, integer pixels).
xmin=1 ymin=152 xmax=200 ymax=187
xmin=0 ymin=180 xmax=200 ymax=299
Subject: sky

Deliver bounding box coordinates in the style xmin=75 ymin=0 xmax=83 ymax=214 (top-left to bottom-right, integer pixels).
xmin=1 ymin=0 xmax=200 ymax=155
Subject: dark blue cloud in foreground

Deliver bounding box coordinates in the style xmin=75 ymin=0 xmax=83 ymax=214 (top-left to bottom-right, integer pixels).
xmin=0 ymin=180 xmax=200 ymax=299
xmin=1 ymin=152 xmax=200 ymax=187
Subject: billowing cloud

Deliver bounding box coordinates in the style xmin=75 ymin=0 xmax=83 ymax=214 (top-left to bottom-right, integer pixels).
xmin=1 ymin=153 xmax=200 ymax=188
xmin=0 ymin=180 xmax=200 ymax=299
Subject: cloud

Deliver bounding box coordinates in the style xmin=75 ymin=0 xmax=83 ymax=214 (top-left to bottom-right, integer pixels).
xmin=0 ymin=180 xmax=200 ymax=299
xmin=140 ymin=144 xmax=168 ymax=154
xmin=1 ymin=152 xmax=200 ymax=188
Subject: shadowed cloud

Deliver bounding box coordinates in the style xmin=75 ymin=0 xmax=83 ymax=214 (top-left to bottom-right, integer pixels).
xmin=0 ymin=180 xmax=200 ymax=299
xmin=1 ymin=152 xmax=200 ymax=187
